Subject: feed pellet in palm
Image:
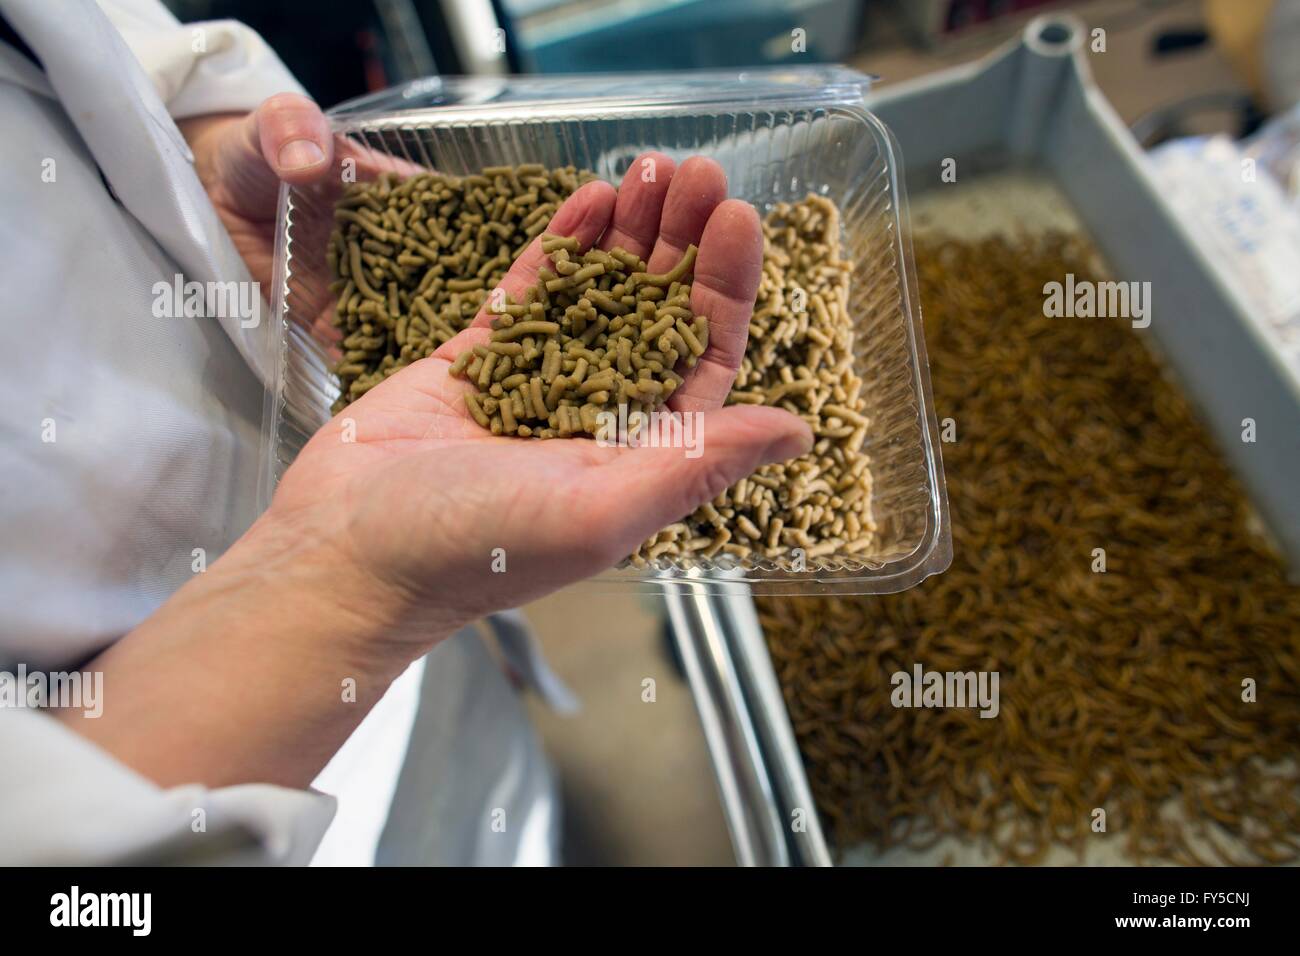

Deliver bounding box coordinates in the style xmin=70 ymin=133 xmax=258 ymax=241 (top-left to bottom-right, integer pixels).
xmin=328 ymin=173 xmax=877 ymax=567
xmin=448 ymin=233 xmax=709 ymax=439
xmin=632 ymin=194 xmax=876 ymax=566
xmin=326 ymin=164 xmax=596 ymax=412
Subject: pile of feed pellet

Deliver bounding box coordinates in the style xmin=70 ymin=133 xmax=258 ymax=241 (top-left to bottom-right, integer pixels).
xmin=326 ymin=164 xmax=596 ymax=412
xmin=632 ymin=194 xmax=876 ymax=565
xmin=448 ymin=233 xmax=707 ymax=438
xmin=759 ymin=234 xmax=1300 ymax=865
xmin=328 ymin=172 xmax=877 ymax=567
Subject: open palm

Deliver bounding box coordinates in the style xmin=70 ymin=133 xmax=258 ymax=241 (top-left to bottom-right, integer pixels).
xmin=269 ymin=155 xmax=810 ymax=641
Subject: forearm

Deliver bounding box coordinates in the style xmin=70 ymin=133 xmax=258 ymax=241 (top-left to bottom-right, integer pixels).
xmin=55 ymin=510 xmax=433 ymax=790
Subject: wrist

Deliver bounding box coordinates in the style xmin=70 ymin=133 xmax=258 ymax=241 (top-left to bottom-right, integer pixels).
xmin=230 ymin=504 xmax=454 ymax=680
xmin=54 ymin=505 xmax=446 ymax=789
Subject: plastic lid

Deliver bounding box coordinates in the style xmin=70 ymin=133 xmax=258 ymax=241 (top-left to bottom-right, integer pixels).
xmin=328 ymin=66 xmax=877 ymax=119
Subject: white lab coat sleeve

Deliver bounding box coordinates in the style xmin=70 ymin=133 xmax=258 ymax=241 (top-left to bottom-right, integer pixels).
xmin=0 ymin=709 xmax=335 ymax=865
xmin=96 ymin=0 xmax=304 ymax=118
xmin=0 ymin=0 xmax=335 ymax=866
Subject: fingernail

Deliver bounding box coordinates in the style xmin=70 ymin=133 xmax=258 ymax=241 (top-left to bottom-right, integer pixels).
xmin=278 ymin=139 xmax=325 ymax=170
xmin=764 ymin=428 xmax=814 ymax=463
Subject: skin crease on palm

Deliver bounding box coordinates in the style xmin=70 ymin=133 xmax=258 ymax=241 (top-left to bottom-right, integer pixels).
xmin=52 ymin=93 xmax=813 ymax=790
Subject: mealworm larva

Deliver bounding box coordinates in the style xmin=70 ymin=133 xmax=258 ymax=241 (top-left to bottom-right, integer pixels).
xmin=756 ymin=232 xmax=1300 ymax=870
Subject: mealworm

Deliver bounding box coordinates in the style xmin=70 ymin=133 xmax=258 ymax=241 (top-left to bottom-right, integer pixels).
xmin=758 ymin=234 xmax=1300 ymax=867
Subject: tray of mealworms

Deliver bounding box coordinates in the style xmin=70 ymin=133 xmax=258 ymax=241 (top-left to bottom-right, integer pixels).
xmin=757 ymin=173 xmax=1300 ymax=866
xmin=262 ymin=69 xmax=951 ymax=595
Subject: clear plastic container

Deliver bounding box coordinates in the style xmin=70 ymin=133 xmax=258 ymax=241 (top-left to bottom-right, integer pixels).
xmin=262 ymin=68 xmax=950 ymax=595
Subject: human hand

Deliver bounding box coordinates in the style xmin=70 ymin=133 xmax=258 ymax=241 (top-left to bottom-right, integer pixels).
xmin=58 ymin=153 xmax=812 ymax=791
xmin=271 ymin=154 xmax=813 ymax=653
xmin=180 ymin=92 xmax=334 ymax=289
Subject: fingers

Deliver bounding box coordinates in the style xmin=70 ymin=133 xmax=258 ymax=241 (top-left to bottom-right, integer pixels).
xmin=669 ymin=199 xmax=764 ymax=413
xmin=253 ymin=92 xmax=333 ymax=185
xmin=634 ymin=157 xmax=757 ymax=412
xmin=242 ymin=94 xmax=422 ymax=219
xmin=587 ymin=406 xmax=813 ymax=553
xmin=645 ymin=156 xmax=728 ymax=273
xmin=599 ymin=152 xmax=676 ymax=260
xmin=203 ymin=93 xmax=331 ymax=221
xmin=468 ymin=180 xmax=617 ymax=330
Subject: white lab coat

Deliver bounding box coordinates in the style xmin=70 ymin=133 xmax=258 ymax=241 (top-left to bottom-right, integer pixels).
xmin=0 ymin=0 xmax=560 ymax=866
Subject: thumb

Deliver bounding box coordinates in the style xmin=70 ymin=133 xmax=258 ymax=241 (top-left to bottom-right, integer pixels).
xmin=217 ymin=93 xmax=333 ymax=219
xmin=595 ymin=405 xmax=814 ymax=547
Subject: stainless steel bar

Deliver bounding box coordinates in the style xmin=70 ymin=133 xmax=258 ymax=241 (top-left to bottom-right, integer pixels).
xmin=664 ymin=582 xmax=789 ymax=867
xmin=710 ymin=591 xmax=832 ymax=867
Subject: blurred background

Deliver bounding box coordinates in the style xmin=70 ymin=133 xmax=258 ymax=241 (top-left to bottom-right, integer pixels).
xmin=163 ymin=0 xmax=1300 ymax=142
xmin=165 ymin=0 xmax=1300 ymax=864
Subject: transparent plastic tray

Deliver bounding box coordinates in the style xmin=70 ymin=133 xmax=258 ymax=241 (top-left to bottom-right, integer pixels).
xmin=262 ymin=68 xmax=950 ymax=595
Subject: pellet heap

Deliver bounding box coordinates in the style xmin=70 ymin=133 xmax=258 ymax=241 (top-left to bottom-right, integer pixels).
xmin=326 ymin=164 xmax=596 ymax=412
xmin=632 ymin=195 xmax=875 ymax=565
xmin=327 ymin=173 xmax=876 ymax=567
xmin=448 ymin=234 xmax=709 ymax=438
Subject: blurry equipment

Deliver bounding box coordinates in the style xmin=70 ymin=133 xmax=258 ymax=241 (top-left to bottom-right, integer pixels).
xmin=1207 ymin=0 xmax=1300 ymax=110
xmin=897 ymin=0 xmax=1060 ymax=45
xmin=1148 ymin=134 xmax=1300 ymax=381
xmin=164 ymin=0 xmax=478 ymax=101
xmin=498 ymin=0 xmax=864 ymax=72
